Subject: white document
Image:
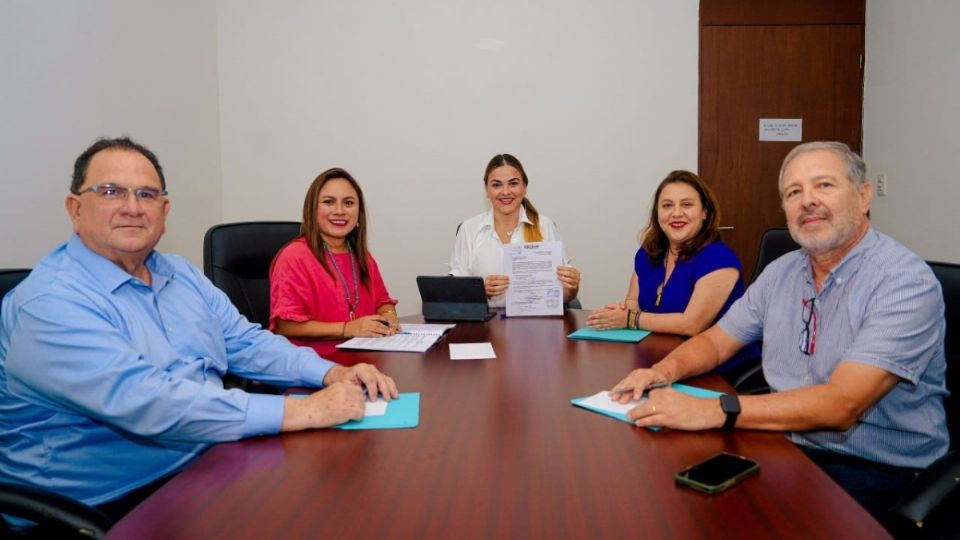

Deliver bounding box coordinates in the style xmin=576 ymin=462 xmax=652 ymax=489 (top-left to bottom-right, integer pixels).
xmin=399 ymin=323 xmax=456 ymax=335
xmin=578 ymin=391 xmax=644 ymax=415
xmin=364 ymin=399 xmax=389 ymax=417
xmin=336 ymin=333 xmax=440 ymax=353
xmin=503 ymin=240 xmax=564 ymax=317
xmin=449 ymin=342 xmax=496 ymax=360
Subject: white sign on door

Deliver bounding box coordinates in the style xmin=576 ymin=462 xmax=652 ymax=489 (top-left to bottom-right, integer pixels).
xmin=759 ymin=118 xmax=802 ymax=141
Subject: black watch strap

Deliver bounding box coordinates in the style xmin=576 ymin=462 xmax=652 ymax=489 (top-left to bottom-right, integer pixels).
xmin=720 ymin=394 xmax=741 ymax=430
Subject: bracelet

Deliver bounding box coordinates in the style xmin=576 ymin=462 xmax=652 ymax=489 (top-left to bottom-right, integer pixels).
xmin=341 ymin=321 xmax=347 ymax=338
xmin=626 ymin=309 xmax=634 ymax=329
xmin=634 ymin=309 xmax=641 ymax=330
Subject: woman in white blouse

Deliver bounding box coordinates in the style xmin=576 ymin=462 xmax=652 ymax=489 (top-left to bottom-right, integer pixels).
xmin=449 ymin=154 xmax=581 ymax=308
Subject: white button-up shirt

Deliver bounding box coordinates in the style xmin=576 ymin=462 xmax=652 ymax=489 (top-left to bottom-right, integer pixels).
xmin=448 ymin=207 xmax=570 ymax=307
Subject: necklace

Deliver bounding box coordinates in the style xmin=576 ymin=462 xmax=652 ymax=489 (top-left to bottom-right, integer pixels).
xmin=324 ymin=242 xmax=360 ymax=320
xmin=655 ymin=251 xmax=678 ymax=307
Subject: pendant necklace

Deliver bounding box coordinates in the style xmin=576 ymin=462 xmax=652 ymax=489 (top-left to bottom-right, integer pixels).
xmin=324 ymin=242 xmax=360 ymax=320
xmin=655 ymin=251 xmax=676 ymax=307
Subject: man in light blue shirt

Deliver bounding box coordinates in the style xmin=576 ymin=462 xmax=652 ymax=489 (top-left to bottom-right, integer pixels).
xmin=611 ymin=142 xmax=948 ymax=522
xmin=0 ymin=137 xmax=398 ymax=521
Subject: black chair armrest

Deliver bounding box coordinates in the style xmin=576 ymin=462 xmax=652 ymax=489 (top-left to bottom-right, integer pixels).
xmin=891 ymin=450 xmax=960 ymax=527
xmin=0 ymin=482 xmax=112 ymax=539
xmin=728 ymin=358 xmax=771 ymax=395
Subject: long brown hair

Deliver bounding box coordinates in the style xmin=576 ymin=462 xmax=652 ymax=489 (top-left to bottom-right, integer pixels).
xmin=640 ymin=170 xmax=721 ymax=263
xmin=484 ymin=154 xmax=543 ymax=242
xmin=300 ymin=167 xmax=371 ymax=286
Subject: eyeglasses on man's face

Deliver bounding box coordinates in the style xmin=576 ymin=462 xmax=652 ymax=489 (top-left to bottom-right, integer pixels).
xmin=799 ymin=297 xmax=818 ymax=355
xmin=75 ymin=183 xmax=168 ymax=204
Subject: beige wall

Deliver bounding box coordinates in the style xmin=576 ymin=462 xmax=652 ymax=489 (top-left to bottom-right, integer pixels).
xmin=2 ymin=1 xmax=957 ymax=316
xmin=215 ymin=1 xmax=700 ymax=311
xmin=0 ymin=1 xmax=222 ymax=269
xmin=864 ymin=0 xmax=960 ymax=263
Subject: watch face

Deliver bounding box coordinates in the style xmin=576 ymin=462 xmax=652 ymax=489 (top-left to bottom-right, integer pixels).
xmin=721 ymin=394 xmax=740 ymax=414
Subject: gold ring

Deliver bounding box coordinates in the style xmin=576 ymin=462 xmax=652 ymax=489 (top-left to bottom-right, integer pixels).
xmin=651 ymin=405 xmax=657 ymax=413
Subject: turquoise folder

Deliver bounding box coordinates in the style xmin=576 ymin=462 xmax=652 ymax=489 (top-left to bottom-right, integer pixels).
xmin=567 ymin=327 xmax=651 ymax=343
xmin=337 ymin=392 xmax=420 ymax=430
xmin=290 ymin=392 xmax=420 ymax=430
xmin=571 ymin=384 xmax=724 ymax=430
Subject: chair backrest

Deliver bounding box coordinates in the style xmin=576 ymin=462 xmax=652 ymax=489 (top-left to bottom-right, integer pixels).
xmin=928 ymin=261 xmax=960 ymax=449
xmin=203 ymin=222 xmax=301 ymax=328
xmin=749 ymin=228 xmax=800 ymax=284
xmin=0 ymin=269 xmax=31 ymax=308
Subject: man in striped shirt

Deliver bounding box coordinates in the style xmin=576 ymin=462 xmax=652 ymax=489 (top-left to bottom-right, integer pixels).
xmin=612 ymin=141 xmax=948 ymax=522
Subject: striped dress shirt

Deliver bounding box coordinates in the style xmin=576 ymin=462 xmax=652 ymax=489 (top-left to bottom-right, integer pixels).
xmin=719 ymin=228 xmax=949 ymax=469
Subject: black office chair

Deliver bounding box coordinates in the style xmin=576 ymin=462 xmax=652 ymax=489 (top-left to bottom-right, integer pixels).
xmin=748 ymin=227 xmax=800 ymax=284
xmin=0 ymin=269 xmax=31 ymax=302
xmin=203 ymin=221 xmax=302 ymax=393
xmin=203 ymin=221 xmax=302 ymax=328
xmin=1 ymin=269 xmax=114 ymax=539
xmin=728 ymin=229 xmax=800 ymax=394
xmin=889 ymin=261 xmax=960 ymax=534
xmin=0 ymin=482 xmax=112 ymax=539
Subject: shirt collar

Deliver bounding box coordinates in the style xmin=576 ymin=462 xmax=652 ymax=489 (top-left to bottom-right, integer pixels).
xmin=800 ymin=226 xmax=876 ymax=290
xmin=65 ymin=234 xmax=175 ymax=293
xmin=481 ymin=205 xmax=533 ymax=231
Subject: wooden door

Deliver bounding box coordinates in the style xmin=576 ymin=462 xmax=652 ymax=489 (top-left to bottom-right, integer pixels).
xmin=699 ymin=0 xmax=865 ymax=279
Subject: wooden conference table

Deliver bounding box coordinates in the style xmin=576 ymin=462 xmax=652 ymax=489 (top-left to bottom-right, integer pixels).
xmin=107 ymin=310 xmax=889 ymax=539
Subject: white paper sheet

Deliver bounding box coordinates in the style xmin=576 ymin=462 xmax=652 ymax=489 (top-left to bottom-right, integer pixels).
xmin=503 ymin=240 xmax=564 ymax=317
xmin=399 ymin=323 xmax=456 ymax=335
xmin=336 ymin=333 xmax=439 ymax=353
xmin=364 ymin=399 xmax=389 ymax=417
xmin=449 ymin=342 xmax=496 ymax=360
xmin=577 ymin=391 xmax=644 ymax=415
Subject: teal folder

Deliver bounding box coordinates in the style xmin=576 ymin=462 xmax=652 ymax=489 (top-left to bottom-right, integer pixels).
xmin=571 ymin=384 xmax=724 ymax=430
xmin=567 ymin=327 xmax=651 ymax=343
xmin=290 ymin=392 xmax=420 ymax=430
xmin=337 ymin=392 xmax=420 ymax=430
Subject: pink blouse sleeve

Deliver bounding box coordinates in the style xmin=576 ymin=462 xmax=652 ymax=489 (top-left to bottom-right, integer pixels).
xmin=366 ymin=254 xmax=398 ymax=308
xmin=269 ymin=241 xmax=316 ymax=329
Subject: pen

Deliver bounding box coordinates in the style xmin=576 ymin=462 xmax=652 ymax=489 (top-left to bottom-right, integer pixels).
xmin=611 ymin=382 xmax=670 ymax=394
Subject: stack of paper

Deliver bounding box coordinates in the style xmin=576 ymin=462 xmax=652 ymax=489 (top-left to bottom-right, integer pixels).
xmin=336 ymin=324 xmax=455 ymax=353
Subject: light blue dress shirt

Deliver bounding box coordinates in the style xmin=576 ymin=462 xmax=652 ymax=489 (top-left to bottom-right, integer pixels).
xmin=0 ymin=235 xmax=335 ymax=505
xmin=719 ymin=228 xmax=949 ymax=469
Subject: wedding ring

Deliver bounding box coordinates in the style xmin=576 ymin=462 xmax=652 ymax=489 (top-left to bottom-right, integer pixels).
xmin=651 ymin=405 xmax=657 ymax=413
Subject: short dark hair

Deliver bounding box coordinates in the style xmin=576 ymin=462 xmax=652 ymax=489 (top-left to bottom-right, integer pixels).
xmin=71 ymin=136 xmax=165 ymax=194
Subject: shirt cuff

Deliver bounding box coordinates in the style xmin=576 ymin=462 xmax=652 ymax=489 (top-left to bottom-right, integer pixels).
xmin=243 ymin=394 xmax=286 ymax=437
xmin=300 ymin=352 xmax=338 ymax=388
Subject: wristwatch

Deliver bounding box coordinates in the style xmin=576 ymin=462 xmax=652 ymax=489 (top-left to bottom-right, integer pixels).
xmin=719 ymin=394 xmax=741 ymax=430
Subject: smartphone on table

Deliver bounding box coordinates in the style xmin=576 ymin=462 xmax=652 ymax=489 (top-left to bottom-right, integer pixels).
xmin=675 ymin=452 xmax=759 ymax=494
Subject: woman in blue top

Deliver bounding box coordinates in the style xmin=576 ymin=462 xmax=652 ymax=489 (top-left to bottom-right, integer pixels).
xmin=586 ymin=170 xmax=757 ymax=371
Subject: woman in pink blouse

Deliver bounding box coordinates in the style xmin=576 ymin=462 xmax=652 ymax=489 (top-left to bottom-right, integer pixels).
xmin=269 ymin=168 xmax=399 ymax=356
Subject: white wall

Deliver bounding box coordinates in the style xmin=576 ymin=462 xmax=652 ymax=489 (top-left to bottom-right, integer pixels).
xmin=0 ymin=0 xmax=222 ymax=268
xmin=8 ymin=2 xmax=953 ymax=315
xmin=864 ymin=0 xmax=960 ymax=263
xmin=216 ymin=1 xmax=700 ymax=312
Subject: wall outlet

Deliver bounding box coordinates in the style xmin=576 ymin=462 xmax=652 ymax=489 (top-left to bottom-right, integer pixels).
xmin=877 ymin=173 xmax=887 ymax=196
